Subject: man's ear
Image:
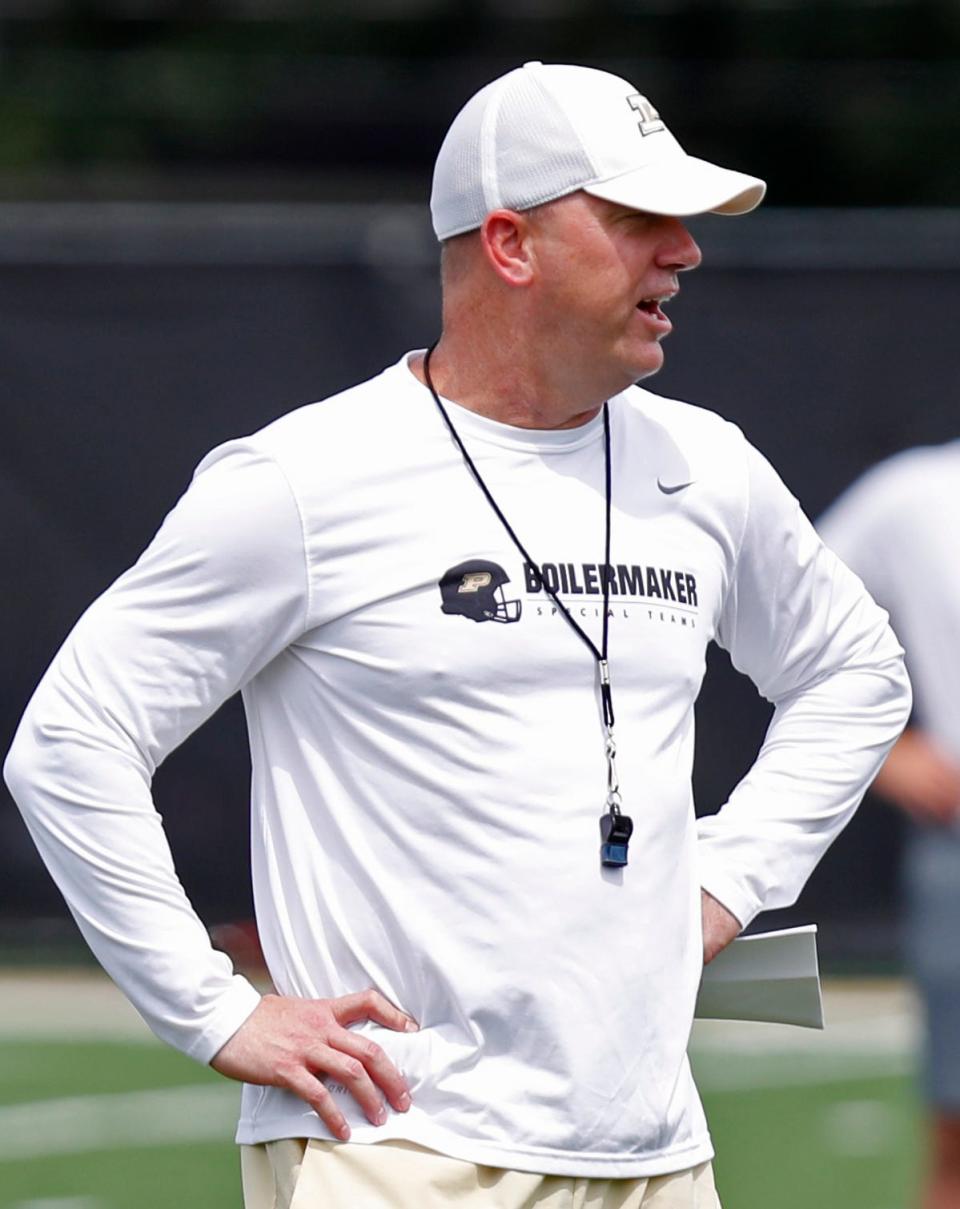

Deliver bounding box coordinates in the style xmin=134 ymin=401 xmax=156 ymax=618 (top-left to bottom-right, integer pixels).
xmin=479 ymin=210 xmax=536 ymax=287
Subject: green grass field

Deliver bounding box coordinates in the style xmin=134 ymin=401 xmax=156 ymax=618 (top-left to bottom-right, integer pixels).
xmin=704 ymin=1072 xmax=919 ymax=1207
xmin=0 ymin=975 xmax=922 ymax=1209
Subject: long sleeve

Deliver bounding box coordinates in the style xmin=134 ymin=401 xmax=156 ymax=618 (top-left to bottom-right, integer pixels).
xmin=4 ymin=444 xmax=310 ymax=1061
xmin=696 ymin=441 xmax=911 ymax=927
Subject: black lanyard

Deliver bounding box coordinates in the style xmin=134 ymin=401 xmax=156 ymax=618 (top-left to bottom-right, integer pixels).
xmin=423 ymin=344 xmax=634 ymax=868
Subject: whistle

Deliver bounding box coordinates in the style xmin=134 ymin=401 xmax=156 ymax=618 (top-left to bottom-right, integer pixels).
xmin=599 ymin=810 xmax=634 ymax=867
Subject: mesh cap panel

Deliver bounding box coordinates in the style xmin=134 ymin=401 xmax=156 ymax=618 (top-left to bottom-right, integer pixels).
xmin=489 ymin=70 xmax=597 ymax=218
xmin=431 ymin=65 xmax=595 ymax=241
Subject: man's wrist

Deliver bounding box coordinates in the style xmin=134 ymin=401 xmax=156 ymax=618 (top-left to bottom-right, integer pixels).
xmin=188 ymin=976 xmax=263 ymax=1065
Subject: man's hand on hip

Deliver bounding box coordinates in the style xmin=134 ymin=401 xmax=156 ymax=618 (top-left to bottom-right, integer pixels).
xmin=701 ymin=888 xmax=742 ymax=965
xmin=210 ymin=989 xmax=418 ymax=1140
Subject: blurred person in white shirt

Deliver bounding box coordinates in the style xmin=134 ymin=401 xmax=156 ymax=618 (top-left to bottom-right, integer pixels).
xmin=820 ymin=440 xmax=960 ymax=1209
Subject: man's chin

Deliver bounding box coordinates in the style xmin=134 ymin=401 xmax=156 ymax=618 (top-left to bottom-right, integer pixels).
xmin=626 ymin=350 xmax=665 ymax=384
xmin=598 ymin=342 xmax=664 ymax=395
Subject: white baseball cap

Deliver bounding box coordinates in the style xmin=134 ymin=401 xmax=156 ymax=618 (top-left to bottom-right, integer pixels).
xmin=431 ymin=61 xmax=766 ymax=241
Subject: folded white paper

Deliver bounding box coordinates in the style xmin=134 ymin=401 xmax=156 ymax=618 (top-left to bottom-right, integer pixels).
xmin=694 ymin=924 xmax=824 ymax=1029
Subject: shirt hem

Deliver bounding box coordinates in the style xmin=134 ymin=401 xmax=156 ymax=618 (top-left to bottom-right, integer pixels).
xmin=235 ymin=1113 xmax=714 ymax=1179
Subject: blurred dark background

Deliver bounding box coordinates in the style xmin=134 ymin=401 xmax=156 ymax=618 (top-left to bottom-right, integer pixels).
xmin=2 ymin=0 xmax=958 ymax=968
xmin=2 ymin=0 xmax=959 ymax=206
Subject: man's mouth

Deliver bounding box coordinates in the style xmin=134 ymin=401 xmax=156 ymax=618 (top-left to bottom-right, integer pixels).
xmin=636 ymin=293 xmax=675 ymax=322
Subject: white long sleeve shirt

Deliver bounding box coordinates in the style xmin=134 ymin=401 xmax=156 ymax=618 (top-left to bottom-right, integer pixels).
xmin=5 ymin=352 xmax=910 ymax=1177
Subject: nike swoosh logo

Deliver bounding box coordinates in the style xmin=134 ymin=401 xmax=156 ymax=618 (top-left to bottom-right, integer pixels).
xmin=657 ymin=478 xmax=693 ymax=494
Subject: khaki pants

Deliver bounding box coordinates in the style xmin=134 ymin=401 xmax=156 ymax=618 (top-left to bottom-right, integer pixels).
xmin=241 ymin=1138 xmax=722 ymax=1209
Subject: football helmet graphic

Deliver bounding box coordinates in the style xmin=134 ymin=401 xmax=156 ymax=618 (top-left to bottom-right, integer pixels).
xmin=439 ymin=560 xmax=522 ymax=624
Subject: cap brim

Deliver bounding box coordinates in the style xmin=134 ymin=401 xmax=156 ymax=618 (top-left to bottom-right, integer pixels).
xmin=584 ymin=154 xmax=766 ymax=217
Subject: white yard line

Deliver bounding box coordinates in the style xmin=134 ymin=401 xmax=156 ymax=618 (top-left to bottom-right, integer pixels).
xmin=11 ymin=1199 xmax=103 ymax=1209
xmin=0 ymin=1085 xmax=239 ymax=1161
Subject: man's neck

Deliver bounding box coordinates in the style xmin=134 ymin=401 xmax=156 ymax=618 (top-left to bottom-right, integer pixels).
xmin=408 ymin=341 xmax=610 ymax=432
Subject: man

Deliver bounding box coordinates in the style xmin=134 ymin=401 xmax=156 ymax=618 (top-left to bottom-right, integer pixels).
xmin=5 ymin=61 xmax=910 ymax=1209
xmin=818 ymin=444 xmax=960 ymax=1209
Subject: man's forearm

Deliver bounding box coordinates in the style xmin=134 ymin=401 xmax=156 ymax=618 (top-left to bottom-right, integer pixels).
xmin=5 ymin=704 xmax=262 ymax=1060
xmin=697 ymin=651 xmax=911 ymax=927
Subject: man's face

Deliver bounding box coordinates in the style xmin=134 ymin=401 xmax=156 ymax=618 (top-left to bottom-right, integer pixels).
xmin=526 ymin=192 xmax=702 ymax=387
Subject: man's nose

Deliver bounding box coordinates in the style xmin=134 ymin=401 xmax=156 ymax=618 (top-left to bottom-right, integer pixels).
xmin=657 ymin=218 xmax=702 ymax=272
